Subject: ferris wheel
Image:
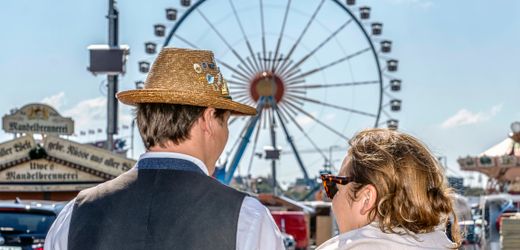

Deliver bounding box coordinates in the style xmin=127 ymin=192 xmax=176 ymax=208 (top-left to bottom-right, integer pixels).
xmin=136 ymin=0 xmax=402 ymax=186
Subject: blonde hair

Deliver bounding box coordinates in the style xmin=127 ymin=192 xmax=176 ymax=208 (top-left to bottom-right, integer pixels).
xmin=343 ymin=128 xmax=461 ymax=247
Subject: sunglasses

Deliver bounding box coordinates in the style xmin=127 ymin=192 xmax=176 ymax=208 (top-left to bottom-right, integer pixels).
xmin=320 ymin=174 xmax=355 ymax=199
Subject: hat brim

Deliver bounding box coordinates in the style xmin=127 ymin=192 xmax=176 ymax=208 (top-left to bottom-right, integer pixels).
xmin=116 ymin=89 xmax=257 ymax=116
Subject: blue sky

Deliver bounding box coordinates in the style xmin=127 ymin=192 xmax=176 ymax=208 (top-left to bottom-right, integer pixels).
xmin=1 ymin=0 xmax=519 ymax=186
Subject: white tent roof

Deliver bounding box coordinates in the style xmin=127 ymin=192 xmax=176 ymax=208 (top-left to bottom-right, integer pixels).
xmin=480 ymin=138 xmax=519 ymax=156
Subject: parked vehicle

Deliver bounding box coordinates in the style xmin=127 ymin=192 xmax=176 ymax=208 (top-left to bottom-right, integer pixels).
xmin=0 ymin=199 xmax=65 ymax=250
xmin=478 ymin=194 xmax=520 ymax=250
xmin=271 ymin=211 xmax=308 ymax=250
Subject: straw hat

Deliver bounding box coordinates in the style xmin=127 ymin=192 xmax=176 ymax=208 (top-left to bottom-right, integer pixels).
xmin=117 ymin=47 xmax=257 ymax=116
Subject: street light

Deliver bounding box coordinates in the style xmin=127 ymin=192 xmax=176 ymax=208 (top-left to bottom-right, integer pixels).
xmin=346 ymin=0 xmax=356 ymax=5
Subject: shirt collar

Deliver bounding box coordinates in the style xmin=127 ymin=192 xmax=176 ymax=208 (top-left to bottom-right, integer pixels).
xmin=138 ymin=152 xmax=209 ymax=176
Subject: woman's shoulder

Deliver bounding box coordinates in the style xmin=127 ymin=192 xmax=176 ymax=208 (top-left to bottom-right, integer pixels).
xmin=317 ymin=223 xmax=457 ymax=250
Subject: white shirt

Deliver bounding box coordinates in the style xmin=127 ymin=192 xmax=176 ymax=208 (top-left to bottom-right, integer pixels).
xmin=316 ymin=222 xmax=457 ymax=250
xmin=45 ymin=152 xmax=285 ymax=250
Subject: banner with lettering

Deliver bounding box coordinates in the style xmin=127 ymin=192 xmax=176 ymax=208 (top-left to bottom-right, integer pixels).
xmin=2 ymin=103 xmax=74 ymax=135
xmin=0 ymin=159 xmax=103 ymax=183
xmin=0 ymin=135 xmax=35 ymax=166
xmin=43 ymin=135 xmax=135 ymax=177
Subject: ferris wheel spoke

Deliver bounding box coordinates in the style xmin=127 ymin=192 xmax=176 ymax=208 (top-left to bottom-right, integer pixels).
xmin=288 ymin=94 xmax=377 ymax=118
xmin=227 ymin=79 xmax=248 ymax=86
xmin=284 ymin=47 xmax=371 ymax=83
xmin=271 ymin=100 xmax=310 ymax=181
xmin=229 ymin=85 xmax=248 ymax=90
xmin=246 ymin=113 xmax=263 ymax=176
xmin=171 ymin=35 xmax=250 ymax=77
xmin=284 ymin=78 xmax=305 ymax=86
xmin=173 ymin=34 xmax=199 ymax=49
xmin=276 ymin=0 xmax=326 ymax=74
xmin=271 ymin=0 xmax=292 ymax=73
xmin=260 ymin=0 xmax=267 ymax=72
xmin=284 ymin=95 xmax=305 ymax=106
xmin=237 ymin=64 xmax=254 ymax=79
xmin=276 ymin=103 xmax=290 ymax=124
xmin=196 ymin=9 xmax=257 ymax=77
xmin=246 ymin=56 xmax=261 ymax=75
xmin=232 ymin=93 xmax=250 ymax=100
xmin=286 ymin=89 xmax=306 ymax=95
xmin=218 ymin=60 xmax=251 ymax=81
xmin=230 ymin=74 xmax=251 ymax=84
xmin=281 ymin=19 xmax=353 ymax=77
xmin=229 ymin=0 xmax=262 ymax=73
xmin=229 ymin=117 xmax=239 ymax=126
xmin=288 ymin=80 xmax=379 ymax=89
xmin=172 ymin=34 xmax=249 ymax=79
xmin=279 ymin=102 xmax=299 ymax=117
xmin=285 ymin=101 xmax=349 ymax=141
xmin=277 ymin=104 xmax=329 ymax=161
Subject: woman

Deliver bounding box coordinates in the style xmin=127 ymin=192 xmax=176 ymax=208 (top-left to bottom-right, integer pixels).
xmin=317 ymin=128 xmax=461 ymax=249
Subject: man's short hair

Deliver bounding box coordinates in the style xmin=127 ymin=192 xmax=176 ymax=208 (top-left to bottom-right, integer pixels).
xmin=136 ymin=103 xmax=227 ymax=150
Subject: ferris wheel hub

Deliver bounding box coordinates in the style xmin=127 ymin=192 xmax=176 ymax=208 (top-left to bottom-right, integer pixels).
xmin=249 ymin=72 xmax=285 ymax=105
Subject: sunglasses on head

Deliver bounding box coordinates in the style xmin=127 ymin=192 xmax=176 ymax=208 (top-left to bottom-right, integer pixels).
xmin=320 ymin=174 xmax=355 ymax=199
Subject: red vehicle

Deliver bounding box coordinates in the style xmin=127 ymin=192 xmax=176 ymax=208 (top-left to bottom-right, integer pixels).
xmin=270 ymin=211 xmax=308 ymax=250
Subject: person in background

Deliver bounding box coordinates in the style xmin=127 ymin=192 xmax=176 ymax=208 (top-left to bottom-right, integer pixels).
xmin=317 ymin=128 xmax=461 ymax=250
xmin=45 ymin=48 xmax=285 ymax=250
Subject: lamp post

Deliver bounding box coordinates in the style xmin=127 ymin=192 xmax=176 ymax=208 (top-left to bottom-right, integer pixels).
xmin=106 ymin=0 xmax=119 ymax=152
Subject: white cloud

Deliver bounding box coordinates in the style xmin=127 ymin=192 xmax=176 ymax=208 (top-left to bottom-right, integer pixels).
xmin=441 ymin=104 xmax=503 ymax=129
xmin=61 ymin=97 xmax=135 ymax=139
xmin=385 ymin=0 xmax=434 ymax=9
xmin=41 ymin=92 xmax=66 ymax=110
xmin=64 ymin=97 xmax=106 ymax=131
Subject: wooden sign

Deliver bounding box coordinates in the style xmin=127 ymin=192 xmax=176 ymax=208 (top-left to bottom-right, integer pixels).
xmin=43 ymin=135 xmax=135 ymax=177
xmin=2 ymin=103 xmax=74 ymax=135
xmin=0 ymin=135 xmax=35 ymax=166
xmin=0 ymin=159 xmax=103 ymax=183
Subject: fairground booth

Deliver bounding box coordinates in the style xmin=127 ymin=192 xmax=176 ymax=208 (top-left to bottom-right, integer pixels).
xmin=458 ymin=122 xmax=520 ymax=193
xmin=0 ymin=103 xmax=135 ymax=201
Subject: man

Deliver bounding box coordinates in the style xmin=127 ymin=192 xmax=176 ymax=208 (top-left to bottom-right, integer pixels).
xmin=45 ymin=48 xmax=285 ymax=250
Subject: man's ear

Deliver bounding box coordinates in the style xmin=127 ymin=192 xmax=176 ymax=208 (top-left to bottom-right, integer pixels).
xmin=201 ymin=107 xmax=216 ymax=136
xmin=360 ymin=184 xmax=377 ymax=216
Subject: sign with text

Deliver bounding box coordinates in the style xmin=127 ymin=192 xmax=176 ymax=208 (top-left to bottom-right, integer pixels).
xmin=0 ymin=183 xmax=97 ymax=192
xmin=0 ymin=159 xmax=103 ymax=183
xmin=0 ymin=135 xmax=35 ymax=166
xmin=2 ymin=103 xmax=74 ymax=135
xmin=43 ymin=136 xmax=135 ymax=176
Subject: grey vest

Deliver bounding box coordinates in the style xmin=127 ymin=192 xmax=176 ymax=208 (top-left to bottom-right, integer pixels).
xmin=68 ymin=158 xmax=246 ymax=250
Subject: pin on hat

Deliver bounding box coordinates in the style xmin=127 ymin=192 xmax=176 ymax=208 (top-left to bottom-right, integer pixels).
xmin=116 ymin=48 xmax=256 ymax=116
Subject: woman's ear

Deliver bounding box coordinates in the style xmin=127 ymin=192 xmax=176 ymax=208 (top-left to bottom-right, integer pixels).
xmin=360 ymin=184 xmax=377 ymax=216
